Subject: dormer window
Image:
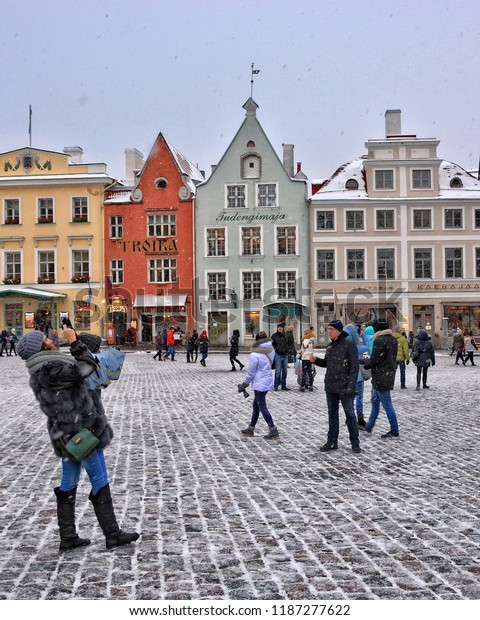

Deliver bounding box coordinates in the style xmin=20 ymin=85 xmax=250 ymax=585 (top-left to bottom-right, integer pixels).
xmin=241 ymin=154 xmax=261 ymax=179
xmin=155 ymin=177 xmax=168 ymax=189
xmin=450 ymin=177 xmax=463 ymax=188
xmin=247 ymin=140 xmax=255 ymax=148
xmin=345 ymin=178 xmax=359 ymax=190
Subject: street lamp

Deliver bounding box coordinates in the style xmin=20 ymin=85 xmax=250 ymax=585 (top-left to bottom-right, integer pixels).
xmin=231 ymin=289 xmax=238 ymax=309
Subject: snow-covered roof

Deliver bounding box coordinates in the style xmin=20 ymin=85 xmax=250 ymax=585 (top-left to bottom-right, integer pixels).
xmin=166 ymin=141 xmax=204 ymax=194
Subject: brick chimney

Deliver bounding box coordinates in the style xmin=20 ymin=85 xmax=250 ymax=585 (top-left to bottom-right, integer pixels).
xmin=282 ymin=144 xmax=294 ymax=177
xmin=125 ymin=148 xmax=144 ymax=185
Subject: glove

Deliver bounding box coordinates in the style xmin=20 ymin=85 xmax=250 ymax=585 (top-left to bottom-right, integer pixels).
xmin=237 ymin=382 xmax=250 ymax=398
xmin=341 ymin=390 xmax=358 ymax=399
xmin=406 ymin=359 xmax=410 ymax=365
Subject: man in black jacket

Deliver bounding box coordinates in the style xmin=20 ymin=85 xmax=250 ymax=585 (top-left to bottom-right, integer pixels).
xmin=310 ymin=319 xmax=360 ymax=453
xmin=360 ymin=319 xmax=400 ymax=439
xmin=271 ymin=323 xmax=290 ymax=391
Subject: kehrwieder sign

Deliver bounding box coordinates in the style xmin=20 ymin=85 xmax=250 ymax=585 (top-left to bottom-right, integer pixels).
xmin=117 ymin=239 xmax=178 ymax=253
xmin=215 ymin=211 xmax=288 ymax=224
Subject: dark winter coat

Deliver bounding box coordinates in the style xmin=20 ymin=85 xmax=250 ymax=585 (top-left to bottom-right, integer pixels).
xmin=285 ymin=330 xmax=296 ymax=355
xmin=26 ymin=340 xmax=113 ymax=459
xmin=411 ymin=330 xmax=435 ymax=368
xmin=363 ymin=329 xmax=398 ymax=391
xmin=186 ymin=333 xmax=198 ymax=353
xmin=199 ymin=334 xmax=209 ymax=353
xmin=312 ymin=330 xmax=359 ymax=394
xmin=229 ymin=331 xmax=240 ymax=357
xmin=271 ymin=331 xmax=290 ymax=356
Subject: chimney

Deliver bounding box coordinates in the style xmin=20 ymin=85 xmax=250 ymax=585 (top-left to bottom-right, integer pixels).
xmin=63 ymin=146 xmax=83 ymax=164
xmin=282 ymin=143 xmax=294 ymax=177
xmin=385 ymin=109 xmax=402 ymax=137
xmin=297 ymin=162 xmax=302 ymax=173
xmin=125 ymin=148 xmax=144 ymax=185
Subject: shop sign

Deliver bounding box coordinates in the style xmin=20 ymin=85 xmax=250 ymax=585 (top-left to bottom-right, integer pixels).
xmin=215 ymin=211 xmax=287 ymax=224
xmin=417 ymin=283 xmax=480 ymax=290
xmin=117 ymin=239 xmax=178 ymax=253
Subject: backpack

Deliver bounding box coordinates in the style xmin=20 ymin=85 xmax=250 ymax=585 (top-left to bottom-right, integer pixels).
xmin=97 ymin=347 xmax=126 ymax=381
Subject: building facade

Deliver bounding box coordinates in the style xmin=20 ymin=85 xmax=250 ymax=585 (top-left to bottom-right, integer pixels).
xmin=104 ymin=134 xmax=203 ymax=344
xmin=310 ymin=110 xmax=480 ymax=346
xmin=195 ymin=99 xmax=309 ymax=346
xmin=0 ymin=147 xmax=113 ymax=337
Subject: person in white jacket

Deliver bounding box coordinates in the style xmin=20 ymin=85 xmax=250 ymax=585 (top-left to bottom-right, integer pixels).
xmin=238 ymin=332 xmax=279 ymax=439
xmin=299 ymin=328 xmax=316 ymax=392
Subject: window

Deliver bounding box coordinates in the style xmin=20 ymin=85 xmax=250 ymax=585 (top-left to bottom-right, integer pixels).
xmin=109 ymin=216 xmax=123 ymax=239
xmin=241 ymin=227 xmax=261 ymax=255
xmin=148 ymin=214 xmax=176 ymax=237
xmin=74 ymin=301 xmax=90 ymax=330
xmin=316 ymin=250 xmax=335 ymax=280
xmin=445 ymin=248 xmax=463 ymax=278
xmin=4 ymin=199 xmax=20 ymax=224
xmin=412 ymin=169 xmax=431 ymax=189
xmin=242 ymin=271 xmax=262 ymax=300
xmin=346 ymin=249 xmax=365 ymax=279
xmin=5 ymin=303 xmax=22 ymax=328
xmin=111 ymin=259 xmax=124 ymax=284
xmin=38 ymin=198 xmax=54 ymax=223
xmin=207 ymin=272 xmax=226 ymax=300
xmin=4 ymin=252 xmax=21 ymax=283
xmin=38 ymin=251 xmax=55 ymax=281
xmin=277 ymin=271 xmax=296 ymax=299
xmin=414 ymin=249 xmax=432 ymax=279
xmin=376 ymin=210 xmax=395 ymax=230
xmin=375 ymin=170 xmax=394 ymax=190
xmin=450 ymin=177 xmax=463 ymax=188
xmin=72 ymin=197 xmax=88 ymax=222
xmin=316 ymin=211 xmax=335 ymax=230
xmin=148 ymin=258 xmax=177 ymax=283
xmin=413 ymin=209 xmax=432 ymax=229
xmin=346 ymin=211 xmax=364 ymax=231
xmin=377 ymin=249 xmax=395 ymax=279
xmin=207 ymin=228 xmax=226 ymax=257
xmin=475 ymin=210 xmax=480 ymax=229
xmin=345 ymin=178 xmax=359 ymax=190
xmin=257 ymin=183 xmax=277 ymax=207
xmin=227 ymin=185 xmax=246 ymax=208
xmin=72 ymin=250 xmax=89 ymax=279
xmin=444 ymin=209 xmax=463 ymax=229
xmin=476 ymin=249 xmax=480 ymax=278
xmin=276 ymin=226 xmax=296 ymax=255
xmin=155 ymin=177 xmax=167 ymax=189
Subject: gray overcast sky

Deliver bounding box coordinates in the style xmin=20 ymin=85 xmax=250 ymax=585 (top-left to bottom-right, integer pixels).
xmin=2 ymin=0 xmax=479 ymax=182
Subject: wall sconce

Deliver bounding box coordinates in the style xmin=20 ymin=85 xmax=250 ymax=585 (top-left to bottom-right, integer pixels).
xmin=231 ymin=289 xmax=238 ymax=309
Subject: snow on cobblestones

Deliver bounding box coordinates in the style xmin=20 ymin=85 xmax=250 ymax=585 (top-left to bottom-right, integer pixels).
xmin=0 ymin=350 xmax=480 ymax=600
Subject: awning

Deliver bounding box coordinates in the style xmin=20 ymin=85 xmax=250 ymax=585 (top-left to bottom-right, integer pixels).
xmin=133 ymin=294 xmax=187 ymax=308
xmin=0 ymin=286 xmax=66 ymax=301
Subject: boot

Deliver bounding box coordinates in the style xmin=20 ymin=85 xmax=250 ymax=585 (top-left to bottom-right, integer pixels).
xmin=241 ymin=425 xmax=255 ymax=436
xmin=54 ymin=487 xmax=91 ymax=552
xmin=89 ymin=484 xmax=139 ymax=549
xmin=239 ymin=363 xmax=245 ymax=370
xmin=264 ymin=426 xmax=279 ymax=440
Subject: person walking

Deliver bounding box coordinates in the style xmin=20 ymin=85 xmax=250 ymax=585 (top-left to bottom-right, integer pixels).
xmin=310 ymin=319 xmax=361 ymax=454
xmin=411 ymin=329 xmax=435 ymax=390
xmin=186 ymin=331 xmax=195 ymax=363
xmin=8 ymin=328 xmax=18 ymax=356
xmin=199 ymin=330 xmax=209 ymax=366
xmin=392 ymin=326 xmax=410 ymax=389
xmin=343 ymin=323 xmax=370 ymax=426
xmin=285 ymin=326 xmax=296 ymax=365
xmin=238 ymin=331 xmax=279 ymax=439
xmin=152 ymin=331 xmax=163 ymax=361
xmin=17 ymin=327 xmax=139 ymax=552
xmin=163 ymin=326 xmax=176 ymax=361
xmin=463 ymin=331 xmax=477 ymax=366
xmin=360 ymin=320 xmax=400 ymax=439
xmin=0 ymin=330 xmax=8 ymax=357
xmin=190 ymin=329 xmax=199 ymax=363
xmin=453 ymin=328 xmax=465 ymax=365
xmin=299 ymin=327 xmax=316 ymax=392
xmin=229 ymin=329 xmax=245 ymax=371
xmin=271 ymin=323 xmax=290 ymax=391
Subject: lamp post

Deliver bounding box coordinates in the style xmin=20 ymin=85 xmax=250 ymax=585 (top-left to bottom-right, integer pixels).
xmin=231 ymin=289 xmax=238 ymax=309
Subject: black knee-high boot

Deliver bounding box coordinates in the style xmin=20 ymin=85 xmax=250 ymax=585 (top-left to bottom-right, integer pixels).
xmin=89 ymin=484 xmax=140 ymax=549
xmin=54 ymin=487 xmax=91 ymax=552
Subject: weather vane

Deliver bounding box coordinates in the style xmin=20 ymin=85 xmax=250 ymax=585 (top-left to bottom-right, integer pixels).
xmin=250 ymin=63 xmax=260 ymax=98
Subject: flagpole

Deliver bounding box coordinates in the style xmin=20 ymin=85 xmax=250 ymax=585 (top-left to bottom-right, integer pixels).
xmin=250 ymin=63 xmax=260 ymax=98
xmin=29 ymin=105 xmax=32 ymax=147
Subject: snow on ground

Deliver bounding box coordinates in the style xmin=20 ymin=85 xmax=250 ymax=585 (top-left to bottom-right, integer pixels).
xmin=0 ymin=350 xmax=479 ymax=600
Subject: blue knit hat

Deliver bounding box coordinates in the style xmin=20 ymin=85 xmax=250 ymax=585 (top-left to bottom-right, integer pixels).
xmin=17 ymin=330 xmax=45 ymax=360
xmin=328 ymin=319 xmax=344 ymax=332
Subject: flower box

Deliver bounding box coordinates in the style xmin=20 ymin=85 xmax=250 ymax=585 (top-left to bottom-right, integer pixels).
xmin=72 ymin=215 xmax=88 ymax=223
xmin=71 ymin=274 xmax=90 ymax=283
xmin=37 ymin=276 xmax=55 ymax=284
xmin=4 ymin=218 xmax=20 ymax=225
xmin=2 ymin=277 xmax=20 ymax=285
xmin=37 ymin=216 xmax=54 ymax=224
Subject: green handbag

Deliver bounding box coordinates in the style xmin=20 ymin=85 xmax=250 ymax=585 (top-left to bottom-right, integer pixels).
xmin=65 ymin=428 xmax=100 ymax=462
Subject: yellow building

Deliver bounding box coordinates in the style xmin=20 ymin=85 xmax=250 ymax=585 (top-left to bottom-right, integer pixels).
xmin=0 ymin=146 xmax=114 ymax=338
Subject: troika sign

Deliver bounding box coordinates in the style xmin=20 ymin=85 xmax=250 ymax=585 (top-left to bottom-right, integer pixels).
xmin=117 ymin=239 xmax=178 ymax=253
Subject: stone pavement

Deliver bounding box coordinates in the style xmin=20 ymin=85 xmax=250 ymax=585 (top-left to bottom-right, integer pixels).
xmin=1 ymin=350 xmax=480 ymax=600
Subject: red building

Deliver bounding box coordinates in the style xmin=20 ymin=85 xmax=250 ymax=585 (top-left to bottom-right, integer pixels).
xmin=104 ymin=134 xmax=204 ymax=344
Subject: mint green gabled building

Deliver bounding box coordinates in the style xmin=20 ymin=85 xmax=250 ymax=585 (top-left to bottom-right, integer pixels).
xmin=195 ymin=99 xmax=310 ymax=347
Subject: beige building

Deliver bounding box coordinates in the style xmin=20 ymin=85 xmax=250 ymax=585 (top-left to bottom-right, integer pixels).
xmin=310 ymin=110 xmax=480 ymax=347
xmin=0 ymin=147 xmax=114 ymax=337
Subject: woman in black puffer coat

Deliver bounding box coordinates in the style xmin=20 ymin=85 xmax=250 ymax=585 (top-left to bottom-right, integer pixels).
xmin=18 ymin=328 xmax=139 ymax=552
xmin=229 ymin=329 xmax=244 ymax=371
xmin=411 ymin=330 xmax=435 ymax=390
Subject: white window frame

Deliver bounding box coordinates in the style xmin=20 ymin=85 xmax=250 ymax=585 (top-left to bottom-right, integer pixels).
xmin=444 ymin=246 xmax=464 ymax=279
xmin=474 ymin=208 xmax=480 ymax=230
xmin=374 ymin=169 xmax=395 ymax=191
xmin=70 ymin=248 xmax=91 ymax=280
xmin=315 ymin=248 xmax=336 ymax=281
xmin=205 ymin=270 xmax=228 ymax=301
xmin=412 ymin=208 xmax=433 ymax=230
xmin=315 ymin=209 xmax=336 ymax=232
xmin=411 ymin=168 xmax=432 ymax=190
xmin=109 ymin=215 xmax=123 ymax=239
xmin=443 ymin=207 xmax=464 ymax=231
xmin=256 ymin=182 xmax=278 ymax=208
xmin=3 ymin=249 xmax=23 ymax=283
xmin=275 ymin=224 xmax=297 ymax=256
xmin=412 ymin=247 xmax=434 ymax=280
xmin=345 ymin=209 xmax=365 ymax=232
xmin=147 ymin=213 xmax=176 ymax=238
xmin=225 ymin=184 xmax=247 ymax=209
xmin=274 ymin=268 xmax=298 ymax=300
xmin=475 ymin=247 xmax=480 ymax=279
xmin=148 ymin=257 xmax=177 ymax=284
xmin=3 ymin=198 xmax=21 ymax=224
xmin=37 ymin=197 xmax=55 ymax=223
xmin=71 ymin=196 xmax=89 ymax=222
xmin=205 ymin=227 xmax=228 ymax=258
xmin=240 ymin=269 xmax=263 ymax=301
xmin=110 ymin=258 xmax=124 ymax=284
xmin=239 ymin=225 xmax=263 ymax=256
xmin=36 ymin=248 xmax=57 ymax=282
xmin=374 ymin=208 xmax=396 ymax=231
xmin=375 ymin=247 xmax=396 ymax=280
xmin=345 ymin=247 xmax=367 ymax=280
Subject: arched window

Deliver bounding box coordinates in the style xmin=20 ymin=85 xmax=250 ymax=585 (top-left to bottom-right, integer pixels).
xmin=345 ymin=178 xmax=359 ymax=190
xmin=450 ymin=177 xmax=463 ymax=188
xmin=155 ymin=177 xmax=168 ymax=189
xmin=247 ymin=140 xmax=255 ymax=148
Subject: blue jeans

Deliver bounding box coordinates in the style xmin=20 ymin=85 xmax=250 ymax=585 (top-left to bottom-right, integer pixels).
xmin=164 ymin=344 xmax=175 ymax=360
xmin=251 ymin=390 xmax=274 ymax=428
xmin=366 ymin=389 xmax=399 ymax=434
xmin=274 ymin=354 xmax=288 ymax=389
xmin=325 ymin=392 xmax=359 ymax=447
xmin=355 ymin=380 xmax=364 ymax=416
xmin=395 ymin=361 xmax=406 ymax=388
xmin=60 ymin=449 xmax=109 ymax=494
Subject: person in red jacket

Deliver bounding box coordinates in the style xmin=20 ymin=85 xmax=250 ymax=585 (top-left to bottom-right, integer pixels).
xmin=163 ymin=326 xmax=176 ymax=361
